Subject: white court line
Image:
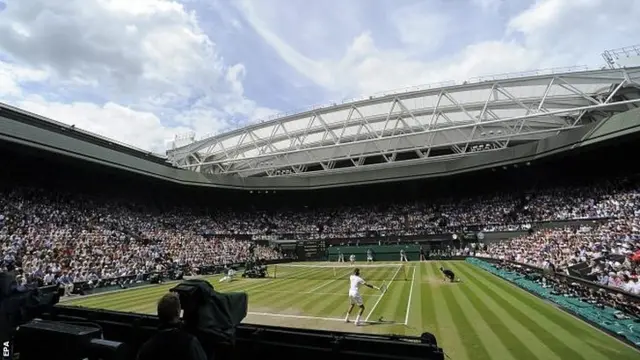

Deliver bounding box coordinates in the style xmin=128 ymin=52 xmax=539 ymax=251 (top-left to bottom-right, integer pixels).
xmin=255 ymin=289 xmax=379 ymax=297
xmin=248 ymin=311 xmax=345 ymax=322
xmin=306 ymin=280 xmax=336 ymax=293
xmin=248 ymin=311 xmax=398 ymax=325
xmin=404 ymin=266 xmax=417 ymax=325
xmin=364 ymin=265 xmax=402 ymax=322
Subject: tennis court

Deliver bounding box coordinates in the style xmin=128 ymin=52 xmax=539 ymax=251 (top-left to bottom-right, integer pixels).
xmin=64 ymin=261 xmax=639 ymax=360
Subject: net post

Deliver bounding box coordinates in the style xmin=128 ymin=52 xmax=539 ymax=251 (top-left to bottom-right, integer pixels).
xmin=274 ymin=265 xmax=277 ymax=279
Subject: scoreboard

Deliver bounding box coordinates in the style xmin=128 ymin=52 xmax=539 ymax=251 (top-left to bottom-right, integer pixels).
xmin=296 ymin=240 xmax=327 ymax=260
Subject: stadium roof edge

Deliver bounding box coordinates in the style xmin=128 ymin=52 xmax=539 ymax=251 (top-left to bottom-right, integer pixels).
xmin=2 ymin=106 xmax=640 ymax=190
xmin=0 ymin=102 xmax=169 ymax=166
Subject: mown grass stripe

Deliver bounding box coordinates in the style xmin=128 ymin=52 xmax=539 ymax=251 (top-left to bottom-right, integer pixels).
xmin=433 ymin=262 xmax=492 ymax=360
xmin=424 ymin=263 xmax=470 ymax=360
xmin=363 ymin=266 xmax=406 ymax=322
xmin=70 ymin=288 xmax=175 ymax=309
xmin=459 ymin=264 xmax=589 ymax=359
xmin=444 ymin=265 xmax=519 ymax=360
xmin=247 ymin=279 xmax=331 ymax=313
xmin=296 ymin=278 xmax=343 ymax=308
xmin=466 ymin=262 xmax=639 ymax=359
xmin=450 ymin=263 xmax=559 ymax=360
xmin=68 ymin=276 xmax=320 ymax=313
xmin=273 ymin=265 xmax=334 ymax=280
xmin=462 ymin=263 xmax=613 ymax=360
xmin=308 ymin=289 xmax=351 ymax=318
xmin=65 ymin=275 xmax=256 ymax=307
xmin=367 ymin=272 xmax=410 ymax=325
xmin=65 ymin=276 xmax=251 ymax=309
xmin=419 ymin=262 xmax=438 ymax=337
xmin=57 ymin=261 xmax=640 ymax=360
xmin=59 ymin=275 xmax=221 ymax=304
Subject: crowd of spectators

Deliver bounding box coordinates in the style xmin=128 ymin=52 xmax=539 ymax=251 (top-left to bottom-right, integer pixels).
xmin=2 ymin=173 xmax=640 ymax=297
xmin=494 ymin=261 xmax=640 ymax=319
xmin=0 ymin=188 xmax=283 ymax=288
xmin=200 ymin=177 xmax=638 ymax=239
xmin=481 ymin=180 xmax=640 ymax=295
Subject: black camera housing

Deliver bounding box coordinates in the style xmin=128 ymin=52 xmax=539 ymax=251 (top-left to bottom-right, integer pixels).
xmin=170 ymin=279 xmax=248 ymax=360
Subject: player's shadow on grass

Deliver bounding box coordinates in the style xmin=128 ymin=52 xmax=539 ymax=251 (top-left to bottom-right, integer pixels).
xmin=362 ymin=318 xmax=398 ymax=326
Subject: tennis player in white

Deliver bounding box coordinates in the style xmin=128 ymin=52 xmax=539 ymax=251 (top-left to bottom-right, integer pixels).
xmin=345 ymin=268 xmax=380 ymax=326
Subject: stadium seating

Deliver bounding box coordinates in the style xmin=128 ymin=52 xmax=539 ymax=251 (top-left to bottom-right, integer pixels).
xmin=468 ymin=258 xmax=640 ymax=345
xmin=2 ymin=172 xmax=639 ymax=294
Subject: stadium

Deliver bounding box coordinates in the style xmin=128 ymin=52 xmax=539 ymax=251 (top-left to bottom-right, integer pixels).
xmin=2 ymin=46 xmax=640 ymax=360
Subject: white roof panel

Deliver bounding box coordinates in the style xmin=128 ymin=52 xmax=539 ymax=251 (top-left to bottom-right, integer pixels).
xmin=168 ymin=66 xmax=640 ymax=177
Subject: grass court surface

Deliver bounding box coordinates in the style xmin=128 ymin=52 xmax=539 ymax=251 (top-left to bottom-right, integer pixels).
xmin=65 ymin=261 xmax=639 ymax=360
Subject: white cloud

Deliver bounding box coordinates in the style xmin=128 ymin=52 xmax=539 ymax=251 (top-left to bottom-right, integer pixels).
xmin=2 ymin=0 xmax=640 ymax=155
xmin=234 ymin=0 xmax=336 ymax=91
xmin=236 ymin=0 xmax=640 ymax=98
xmin=471 ymin=0 xmax=504 ymax=12
xmin=235 ymin=0 xmax=541 ymax=96
xmin=0 ymin=63 xmax=50 ymax=97
xmin=392 ymin=2 xmax=450 ymax=50
xmin=333 ymin=37 xmax=541 ymax=95
xmin=16 ymin=98 xmax=192 ymax=151
xmin=0 ymin=0 xmax=275 ymax=152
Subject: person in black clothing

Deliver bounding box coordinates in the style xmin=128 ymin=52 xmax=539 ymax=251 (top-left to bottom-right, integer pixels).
xmin=440 ymin=267 xmax=457 ymax=282
xmin=137 ymin=292 xmax=208 ymax=360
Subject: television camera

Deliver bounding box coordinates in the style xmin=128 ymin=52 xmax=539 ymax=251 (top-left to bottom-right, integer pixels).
xmin=170 ymin=279 xmax=248 ymax=359
xmin=242 ymin=259 xmax=267 ymax=278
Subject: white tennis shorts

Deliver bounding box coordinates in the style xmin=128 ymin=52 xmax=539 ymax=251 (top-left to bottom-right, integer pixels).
xmin=349 ymin=292 xmax=364 ymax=306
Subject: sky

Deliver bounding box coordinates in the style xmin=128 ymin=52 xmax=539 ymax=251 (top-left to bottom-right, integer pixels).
xmin=0 ymin=0 xmax=639 ymax=154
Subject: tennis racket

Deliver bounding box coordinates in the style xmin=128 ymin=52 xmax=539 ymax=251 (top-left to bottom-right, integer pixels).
xmin=379 ymin=284 xmax=388 ymax=293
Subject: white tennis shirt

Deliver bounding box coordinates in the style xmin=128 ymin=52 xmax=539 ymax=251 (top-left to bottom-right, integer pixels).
xmin=349 ymin=274 xmax=365 ymax=295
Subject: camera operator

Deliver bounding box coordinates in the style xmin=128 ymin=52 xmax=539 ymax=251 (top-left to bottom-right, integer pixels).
xmin=136 ymin=293 xmax=208 ymax=360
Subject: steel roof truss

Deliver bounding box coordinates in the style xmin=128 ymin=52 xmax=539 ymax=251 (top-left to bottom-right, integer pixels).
xmin=435 ymin=112 xmax=465 ymax=154
xmin=337 ymin=107 xmax=356 ymax=142
xmin=603 ymin=79 xmax=627 ymax=104
xmin=352 ymin=106 xmax=377 ymax=142
xmin=167 ymin=69 xmax=640 ymax=175
xmin=219 ymin=126 xmax=577 ymax=176
xmin=168 ymin=68 xmax=640 ymax=164
xmin=313 ymin=112 xmax=340 ymax=144
xmin=429 ymin=91 xmax=444 ymax=129
xmin=555 ymin=77 xmax=601 ymax=105
xmin=537 ymin=77 xmax=555 ymax=112
xmin=191 ymin=99 xmax=640 ymax=173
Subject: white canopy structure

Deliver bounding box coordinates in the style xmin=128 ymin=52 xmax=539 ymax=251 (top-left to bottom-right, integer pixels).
xmin=167 ymin=67 xmax=640 ymax=178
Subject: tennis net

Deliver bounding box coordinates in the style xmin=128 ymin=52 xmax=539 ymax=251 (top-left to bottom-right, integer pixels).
xmin=273 ymin=264 xmax=408 ymax=281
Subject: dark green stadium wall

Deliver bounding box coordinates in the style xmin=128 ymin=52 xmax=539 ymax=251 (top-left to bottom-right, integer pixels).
xmin=328 ymin=245 xmax=420 ymax=261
